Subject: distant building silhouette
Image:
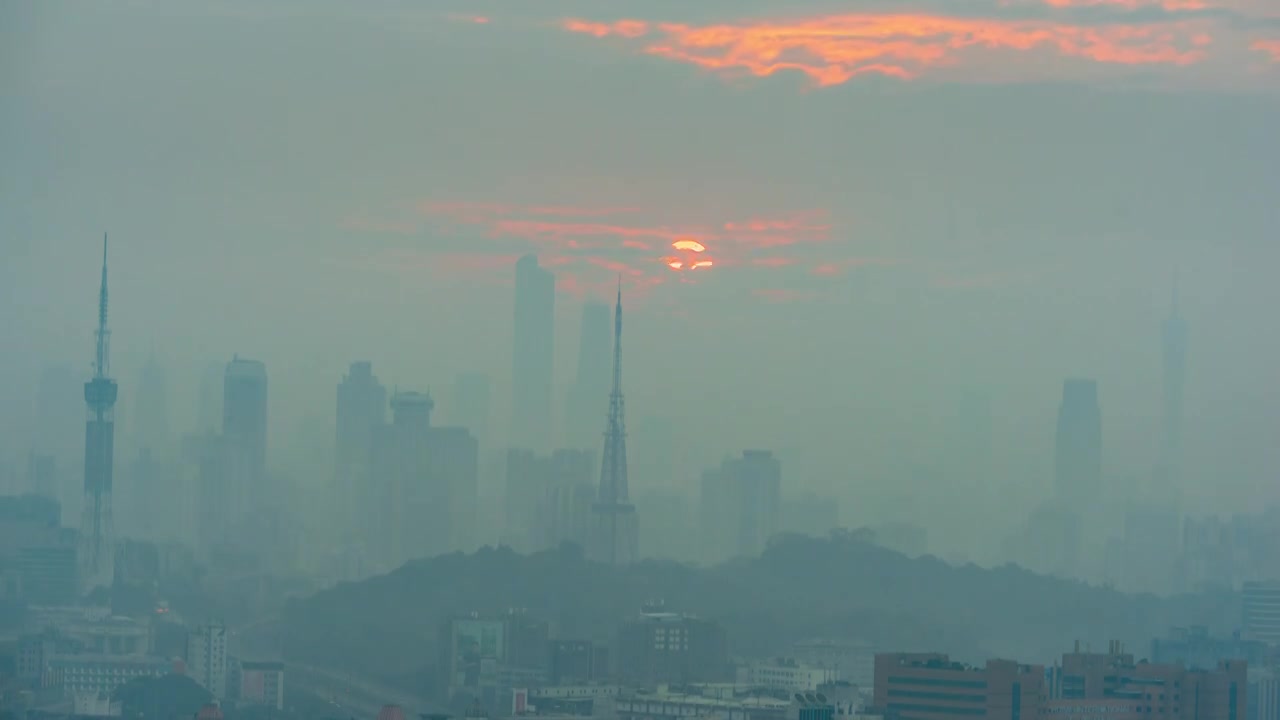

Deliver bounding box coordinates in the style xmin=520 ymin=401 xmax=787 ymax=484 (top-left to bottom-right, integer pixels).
xmin=133 ymin=357 xmax=170 ymax=458
xmin=566 ymin=301 xmax=611 ymax=451
xmin=512 ymin=255 xmax=555 ymax=452
xmin=336 ymin=361 xmax=386 ymax=533
xmin=222 ymin=357 xmax=267 ymax=528
xmin=450 ymin=372 xmax=491 ymax=443
xmin=371 ymin=391 xmax=442 ymax=566
xmin=81 ymin=234 xmax=117 ymax=591
xmin=1243 ymin=580 xmax=1280 ymax=644
xmin=503 ymin=448 xmax=594 ymax=553
xmin=1055 ymin=379 xmax=1101 ymax=512
xmin=427 ymin=426 xmax=479 ymax=552
xmin=1161 ymin=285 xmax=1187 ymax=482
xmin=700 ymin=450 xmax=782 ymax=562
xmin=589 ymin=285 xmax=638 ymax=566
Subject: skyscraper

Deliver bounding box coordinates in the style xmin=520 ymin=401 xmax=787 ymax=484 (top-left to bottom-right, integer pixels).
xmin=450 ymin=372 xmax=491 ymax=442
xmin=699 ymin=450 xmax=782 ymax=562
xmin=336 ymin=361 xmax=386 ymax=530
xmin=371 ymin=391 xmax=435 ymax=566
xmin=1055 ymin=379 xmax=1102 ymax=512
xmin=512 ymin=255 xmax=555 ymax=451
xmin=589 ymin=285 xmax=638 ymax=566
xmin=132 ymin=357 xmax=169 ymax=458
xmin=80 ymin=234 xmax=117 ymax=591
xmin=223 ymin=357 xmax=267 ymax=525
xmin=426 ymin=426 xmax=479 ymax=552
xmin=1161 ymin=286 xmax=1187 ymax=479
xmin=566 ymin=302 xmax=611 ymax=451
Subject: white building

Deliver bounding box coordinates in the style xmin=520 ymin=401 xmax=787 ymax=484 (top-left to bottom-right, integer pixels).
xmin=738 ymin=659 xmax=837 ymax=692
xmin=187 ymin=623 xmax=228 ymax=698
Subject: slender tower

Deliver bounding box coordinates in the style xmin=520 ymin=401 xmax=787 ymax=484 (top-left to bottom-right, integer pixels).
xmin=1160 ymin=283 xmax=1187 ymax=481
xmin=81 ymin=233 xmax=117 ymax=590
xmin=589 ymin=281 xmax=638 ymax=565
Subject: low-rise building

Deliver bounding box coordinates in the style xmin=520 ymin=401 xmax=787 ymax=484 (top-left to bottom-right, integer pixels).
xmin=873 ymin=653 xmax=1046 ymax=720
xmin=740 ymin=658 xmax=838 ymax=693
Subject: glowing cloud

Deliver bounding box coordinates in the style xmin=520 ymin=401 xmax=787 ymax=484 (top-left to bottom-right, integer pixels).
xmin=1252 ymin=39 xmax=1280 ymax=62
xmin=561 ymin=12 xmax=1218 ymax=87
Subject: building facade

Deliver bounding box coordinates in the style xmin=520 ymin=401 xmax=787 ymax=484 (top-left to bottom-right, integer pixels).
xmin=872 ymin=653 xmax=1046 ymax=720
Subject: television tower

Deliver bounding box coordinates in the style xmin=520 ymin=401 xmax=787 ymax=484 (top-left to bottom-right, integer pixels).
xmin=1160 ymin=280 xmax=1187 ymax=479
xmin=80 ymin=233 xmax=117 ymax=591
xmin=589 ymin=279 xmax=638 ymax=566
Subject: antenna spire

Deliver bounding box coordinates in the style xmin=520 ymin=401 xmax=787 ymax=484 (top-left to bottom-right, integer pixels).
xmin=95 ymin=233 xmax=111 ymax=379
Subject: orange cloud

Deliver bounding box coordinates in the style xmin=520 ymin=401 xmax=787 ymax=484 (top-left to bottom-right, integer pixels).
xmin=1252 ymin=39 xmax=1280 ymax=62
xmin=561 ymin=12 xmax=1215 ymax=87
xmin=408 ymin=201 xmax=844 ymax=297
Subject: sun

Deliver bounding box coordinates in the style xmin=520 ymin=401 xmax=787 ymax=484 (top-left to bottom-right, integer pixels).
xmin=663 ymin=237 xmax=715 ymax=272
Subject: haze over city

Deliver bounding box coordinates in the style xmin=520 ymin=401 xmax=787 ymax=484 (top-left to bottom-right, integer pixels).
xmin=2 ymin=0 xmax=1280 ymax=718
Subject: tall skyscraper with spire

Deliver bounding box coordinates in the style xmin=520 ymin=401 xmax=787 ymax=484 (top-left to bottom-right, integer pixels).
xmin=1161 ymin=284 xmax=1187 ymax=479
xmin=589 ymin=283 xmax=638 ymax=566
xmin=81 ymin=233 xmax=117 ymax=590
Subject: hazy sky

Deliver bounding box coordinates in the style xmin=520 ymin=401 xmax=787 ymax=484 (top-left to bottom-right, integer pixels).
xmin=3 ymin=0 xmax=1279 ymax=545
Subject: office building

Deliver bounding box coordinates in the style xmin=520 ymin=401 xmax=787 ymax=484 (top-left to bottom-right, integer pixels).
xmin=551 ymin=640 xmax=610 ymax=684
xmin=80 ymin=235 xmax=117 ymax=591
xmin=239 ymin=660 xmax=285 ymax=710
xmin=615 ymin=604 xmax=729 ymax=686
xmin=566 ymin=301 xmax=611 ymax=452
xmin=337 ymin=361 xmax=387 ymax=530
xmin=451 ymin=372 xmax=492 ymax=444
xmin=739 ymin=658 xmax=839 ymax=692
xmin=133 ymin=357 xmax=170 ymax=458
xmin=427 ymin=426 xmax=479 ymax=552
xmin=1048 ymin=642 xmax=1246 ymax=720
xmin=371 ymin=391 xmax=435 ymax=566
xmin=512 ymin=255 xmax=555 ymax=451
xmin=187 ymin=622 xmax=229 ymax=699
xmin=505 ymin=448 xmax=595 ymax=553
xmin=590 ymin=286 xmax=638 ymax=566
xmin=1244 ymin=581 xmax=1280 ymax=644
xmin=1055 ymin=379 xmax=1102 ymax=513
xmin=1151 ymin=626 xmax=1270 ymax=669
xmin=793 ymin=639 xmax=876 ymax=689
xmin=873 ymin=653 xmax=1045 ymax=720
xmin=700 ymin=451 xmax=782 ymax=562
xmin=223 ymin=356 xmax=268 ymax=523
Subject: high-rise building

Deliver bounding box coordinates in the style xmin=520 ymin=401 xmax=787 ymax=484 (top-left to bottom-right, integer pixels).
xmin=427 ymin=426 xmax=479 ymax=552
xmin=133 ymin=357 xmax=170 ymax=458
xmin=874 ymin=653 xmax=1046 ymax=720
xmin=371 ymin=391 xmax=435 ymax=566
xmin=512 ymin=255 xmax=555 ymax=452
xmin=238 ymin=660 xmax=285 ymax=710
xmin=1055 ymin=379 xmax=1102 ymax=512
xmin=451 ymin=372 xmax=491 ymax=443
xmin=336 ymin=362 xmax=386 ymax=531
xmin=187 ymin=622 xmax=228 ymax=699
xmin=81 ymin=234 xmax=117 ymax=591
xmin=566 ymin=302 xmax=611 ymax=451
xmin=35 ymin=364 xmax=82 ymax=512
xmin=1243 ymin=581 xmax=1280 ymax=644
xmin=700 ymin=451 xmax=782 ymax=562
xmin=223 ymin=357 xmax=267 ymax=524
xmin=503 ymin=448 xmax=594 ymax=552
xmin=589 ymin=285 xmax=638 ymax=566
xmin=1161 ymin=286 xmax=1188 ymax=480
